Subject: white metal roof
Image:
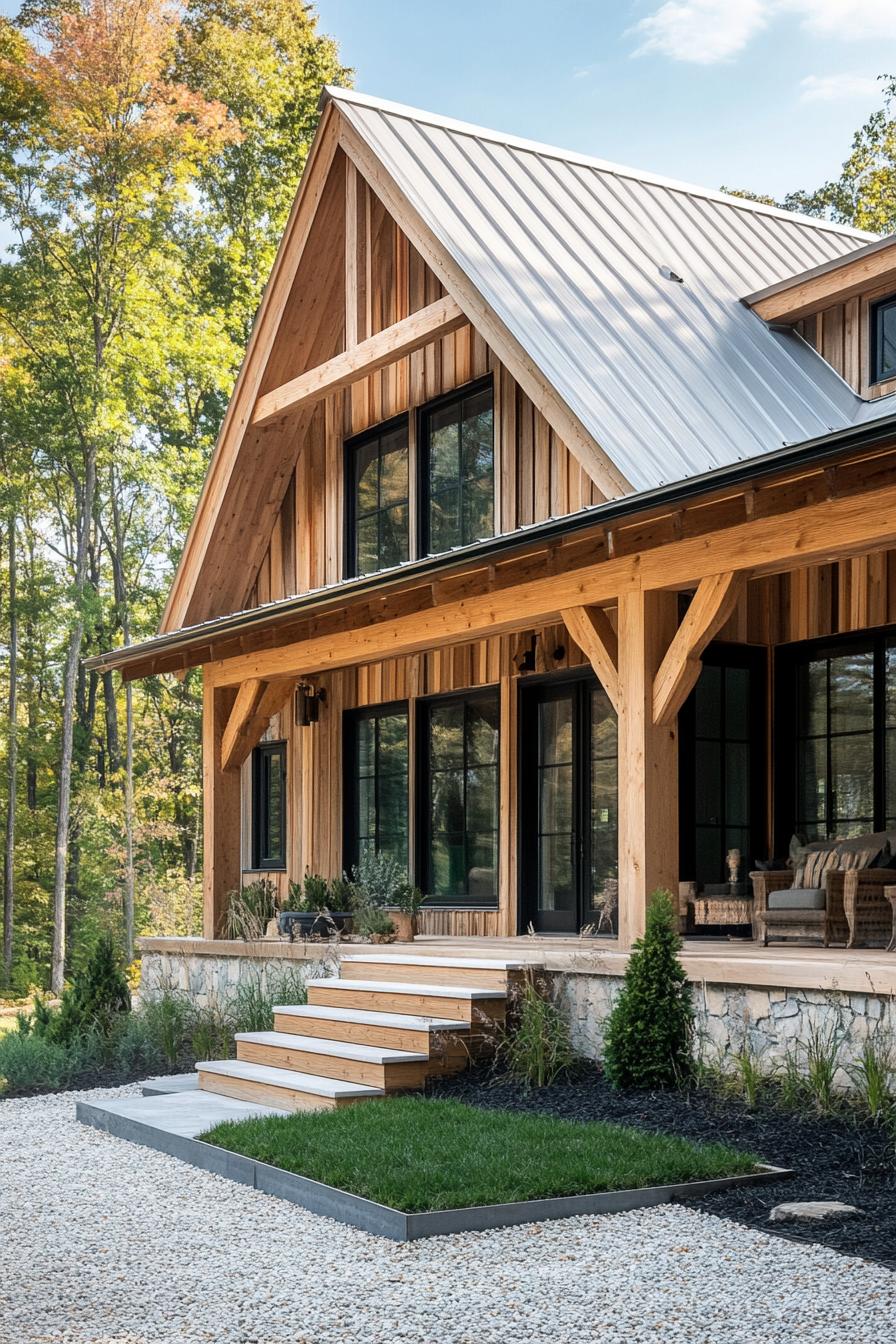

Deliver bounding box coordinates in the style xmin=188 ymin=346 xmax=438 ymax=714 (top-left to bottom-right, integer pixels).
xmin=328 ymin=87 xmax=896 ymax=494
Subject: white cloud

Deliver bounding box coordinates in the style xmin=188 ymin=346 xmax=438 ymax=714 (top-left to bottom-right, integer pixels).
xmin=631 ymin=0 xmax=896 ymax=65
xmin=799 ymin=72 xmax=882 ymax=103
xmin=631 ymin=0 xmax=769 ymax=64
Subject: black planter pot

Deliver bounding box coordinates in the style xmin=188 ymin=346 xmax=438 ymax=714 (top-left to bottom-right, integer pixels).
xmin=278 ymin=910 xmax=353 ymax=939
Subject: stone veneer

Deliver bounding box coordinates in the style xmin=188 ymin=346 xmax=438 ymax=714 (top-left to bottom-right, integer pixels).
xmin=140 ymin=945 xmax=334 ymax=1010
xmin=139 ymin=940 xmax=896 ymax=1081
xmin=556 ymin=972 xmax=896 ymax=1079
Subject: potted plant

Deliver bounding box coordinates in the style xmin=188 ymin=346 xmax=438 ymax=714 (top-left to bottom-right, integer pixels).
xmin=277 ymin=871 xmax=354 ymax=940
xmin=354 ymin=904 xmax=396 ymax=944
xmin=390 ymin=882 xmax=425 ymax=942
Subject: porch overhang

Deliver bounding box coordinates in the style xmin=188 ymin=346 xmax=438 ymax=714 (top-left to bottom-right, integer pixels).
xmin=85 ymin=413 xmax=896 ymax=684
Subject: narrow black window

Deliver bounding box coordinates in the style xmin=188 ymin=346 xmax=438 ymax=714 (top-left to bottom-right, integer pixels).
xmin=871 ymin=296 xmax=896 ymax=384
xmin=343 ymin=704 xmax=409 ymax=873
xmin=421 ymin=379 xmax=494 ymax=555
xmin=251 ymin=741 xmax=286 ymax=869
xmin=346 ymin=417 xmax=409 ymax=577
xmin=420 ymin=690 xmax=499 ymax=905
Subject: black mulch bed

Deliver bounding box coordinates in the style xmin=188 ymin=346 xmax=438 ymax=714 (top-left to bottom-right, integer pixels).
xmin=0 ymin=1060 xmax=186 ymax=1101
xmin=428 ymin=1064 xmax=896 ymax=1269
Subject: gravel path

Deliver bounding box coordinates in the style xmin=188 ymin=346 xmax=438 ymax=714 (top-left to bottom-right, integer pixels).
xmin=1 ymin=1086 xmax=894 ymax=1344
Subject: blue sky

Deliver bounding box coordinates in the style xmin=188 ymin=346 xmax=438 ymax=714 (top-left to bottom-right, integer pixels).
xmin=0 ymin=1 xmax=893 ymax=200
xmin=312 ymin=0 xmax=896 ymax=199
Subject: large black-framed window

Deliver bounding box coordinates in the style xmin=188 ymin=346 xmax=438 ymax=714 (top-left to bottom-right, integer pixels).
xmin=343 ymin=703 xmax=409 ymax=873
xmin=871 ymin=295 xmax=896 ymax=385
xmin=345 ymin=415 xmax=409 ymax=577
xmin=776 ymin=629 xmax=896 ymax=850
xmin=418 ymin=688 xmax=500 ymax=906
xmin=679 ymin=643 xmax=767 ymax=886
xmin=419 ymin=378 xmax=494 ymax=556
xmin=251 ymin=741 xmax=286 ymax=870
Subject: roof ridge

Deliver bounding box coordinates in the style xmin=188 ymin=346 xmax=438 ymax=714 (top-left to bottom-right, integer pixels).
xmin=322 ymin=85 xmax=876 ymax=243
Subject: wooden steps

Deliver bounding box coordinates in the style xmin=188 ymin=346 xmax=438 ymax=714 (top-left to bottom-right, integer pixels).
xmin=306 ymin=977 xmax=507 ymax=1024
xmin=196 ymin=953 xmax=529 ymax=1113
xmin=196 ymin=1058 xmax=383 ymax=1111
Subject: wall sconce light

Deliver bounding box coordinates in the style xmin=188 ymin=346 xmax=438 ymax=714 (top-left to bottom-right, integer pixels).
xmin=295 ymin=684 xmax=326 ymax=726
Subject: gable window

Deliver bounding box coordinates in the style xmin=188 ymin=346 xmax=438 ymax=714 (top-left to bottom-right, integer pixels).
xmin=420 ymin=380 xmax=494 ymax=555
xmin=345 ymin=417 xmax=409 ymax=577
xmin=251 ymin=741 xmax=286 ymax=870
xmin=419 ymin=690 xmax=499 ymax=905
xmin=871 ymin=296 xmax=896 ymax=385
xmin=343 ymin=704 xmax=409 ymax=873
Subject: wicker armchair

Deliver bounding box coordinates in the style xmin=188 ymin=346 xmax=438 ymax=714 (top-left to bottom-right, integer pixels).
xmin=750 ymin=869 xmax=849 ymax=947
xmin=842 ymin=867 xmax=895 ymax=948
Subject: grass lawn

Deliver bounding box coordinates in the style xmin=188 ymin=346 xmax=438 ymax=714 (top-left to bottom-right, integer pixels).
xmin=199 ymin=1096 xmax=761 ymax=1212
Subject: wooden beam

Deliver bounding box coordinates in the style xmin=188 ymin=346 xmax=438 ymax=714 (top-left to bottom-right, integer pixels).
xmin=617 ymin=590 xmax=679 ymax=948
xmin=206 ymin=473 xmax=896 ymax=687
xmin=202 ymin=677 xmax=241 ymax=939
xmin=653 ymin=572 xmax=746 ymax=726
xmin=561 ymin=605 xmax=620 ymax=712
xmin=253 ymin=295 xmax=466 ymax=427
xmin=220 ymin=678 xmax=264 ymax=771
xmin=221 ymin=678 xmax=296 ymax=771
xmin=748 ymin=241 xmax=896 ymax=323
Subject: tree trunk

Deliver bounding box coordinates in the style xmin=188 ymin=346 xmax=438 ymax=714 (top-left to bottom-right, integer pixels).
xmin=51 ymin=450 xmax=96 ymax=993
xmin=3 ymin=518 xmax=17 ymax=987
xmin=108 ymin=475 xmax=135 ymax=960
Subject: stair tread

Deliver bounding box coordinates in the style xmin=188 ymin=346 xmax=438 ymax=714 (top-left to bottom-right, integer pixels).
xmin=340 ymin=953 xmax=527 ymax=971
xmin=308 ymin=977 xmax=506 ymax=1000
xmin=196 ymin=1058 xmax=384 ymax=1097
xmin=273 ymin=1004 xmax=470 ymax=1031
xmin=236 ymin=1030 xmax=428 ymax=1064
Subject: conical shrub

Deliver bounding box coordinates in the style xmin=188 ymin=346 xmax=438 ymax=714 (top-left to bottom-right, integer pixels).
xmin=602 ymin=889 xmax=693 ymax=1089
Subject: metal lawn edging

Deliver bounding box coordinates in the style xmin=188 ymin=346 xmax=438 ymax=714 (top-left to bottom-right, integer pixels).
xmin=76 ymin=1098 xmax=792 ymax=1243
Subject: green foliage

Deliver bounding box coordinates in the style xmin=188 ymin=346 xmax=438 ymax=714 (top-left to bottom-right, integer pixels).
xmin=200 ymin=1097 xmax=759 ymax=1213
xmin=392 ymin=882 xmax=425 ymax=917
xmin=224 ymin=879 xmax=277 ymax=941
xmin=350 ymin=850 xmax=408 ymax=909
xmin=25 ymin=933 xmax=130 ymax=1045
xmin=804 ymin=1019 xmax=844 ymax=1115
xmin=354 ymin=907 xmax=396 ymax=939
xmin=848 ymin=1031 xmax=895 ymax=1122
xmin=602 ymin=890 xmax=694 ymax=1090
xmin=500 ymin=971 xmax=576 ymax=1088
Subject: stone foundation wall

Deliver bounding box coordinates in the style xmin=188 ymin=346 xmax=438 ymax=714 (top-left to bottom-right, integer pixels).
xmin=140 ymin=948 xmax=336 ymax=1010
xmin=556 ymin=973 xmax=896 ymax=1079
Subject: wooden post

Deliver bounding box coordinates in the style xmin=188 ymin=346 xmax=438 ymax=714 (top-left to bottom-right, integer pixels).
xmin=202 ymin=673 xmax=241 ymax=939
xmin=616 ymin=589 xmax=679 ymax=948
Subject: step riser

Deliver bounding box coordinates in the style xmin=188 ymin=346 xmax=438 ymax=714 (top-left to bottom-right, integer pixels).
xmin=272 ymin=1012 xmax=470 ymax=1056
xmin=339 ymin=960 xmax=517 ymax=990
xmin=236 ymin=1041 xmax=432 ymax=1091
xmin=308 ymin=984 xmax=506 ymax=1025
xmin=198 ymin=1069 xmax=374 ymax=1113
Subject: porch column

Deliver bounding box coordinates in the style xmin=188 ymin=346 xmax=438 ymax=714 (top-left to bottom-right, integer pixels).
xmin=616 ymin=589 xmax=679 ymax=948
xmin=202 ymin=672 xmax=241 ymax=939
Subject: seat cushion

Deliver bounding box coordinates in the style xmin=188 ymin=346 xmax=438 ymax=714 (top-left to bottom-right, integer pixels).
xmin=768 ymin=888 xmax=826 ymax=912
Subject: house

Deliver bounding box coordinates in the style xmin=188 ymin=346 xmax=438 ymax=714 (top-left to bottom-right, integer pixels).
xmin=88 ymin=87 xmax=896 ymax=1064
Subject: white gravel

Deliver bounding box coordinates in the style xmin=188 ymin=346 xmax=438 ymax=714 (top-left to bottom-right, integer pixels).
xmin=1 ymin=1084 xmax=894 ymax=1344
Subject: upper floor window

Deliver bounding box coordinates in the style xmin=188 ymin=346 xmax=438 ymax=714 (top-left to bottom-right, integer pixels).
xmin=871 ymin=295 xmax=896 ymax=385
xmin=421 ymin=381 xmax=494 ymax=555
xmin=251 ymin=741 xmax=286 ymax=870
xmin=345 ymin=417 xmax=409 ymax=577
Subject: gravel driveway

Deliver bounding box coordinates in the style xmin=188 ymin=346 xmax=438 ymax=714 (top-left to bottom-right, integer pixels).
xmin=1 ymin=1085 xmax=894 ymax=1344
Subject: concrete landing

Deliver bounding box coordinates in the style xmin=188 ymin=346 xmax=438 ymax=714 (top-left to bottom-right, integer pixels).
xmin=82 ymin=1087 xmax=284 ymax=1141
xmin=142 ymin=1073 xmax=199 ymax=1097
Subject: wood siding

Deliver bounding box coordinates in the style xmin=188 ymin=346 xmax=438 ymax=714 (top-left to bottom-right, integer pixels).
xmin=796 ymin=277 xmax=896 ymax=399
xmin=248 ymin=175 xmax=604 ymax=608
